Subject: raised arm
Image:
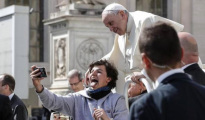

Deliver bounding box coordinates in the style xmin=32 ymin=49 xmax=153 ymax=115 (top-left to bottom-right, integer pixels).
xmin=30 ymin=65 xmax=44 ymax=92
xmin=30 ymin=65 xmax=75 ymax=116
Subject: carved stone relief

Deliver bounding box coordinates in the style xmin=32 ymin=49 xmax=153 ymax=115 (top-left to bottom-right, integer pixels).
xmin=76 ymin=39 xmax=104 ymax=70
xmin=54 ymin=38 xmax=66 ymax=79
xmin=50 ymin=0 xmax=106 ymax=18
xmin=71 ymin=0 xmax=105 ymax=5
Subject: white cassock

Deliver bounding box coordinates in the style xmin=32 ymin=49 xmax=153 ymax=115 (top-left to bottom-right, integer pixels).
xmin=102 ymin=11 xmax=184 ymax=95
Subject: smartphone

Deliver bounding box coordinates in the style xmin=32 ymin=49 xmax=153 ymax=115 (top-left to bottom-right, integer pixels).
xmin=34 ymin=67 xmax=47 ymax=78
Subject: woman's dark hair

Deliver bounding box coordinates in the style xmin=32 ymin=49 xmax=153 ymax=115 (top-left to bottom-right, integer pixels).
xmin=89 ymin=60 xmax=118 ymax=89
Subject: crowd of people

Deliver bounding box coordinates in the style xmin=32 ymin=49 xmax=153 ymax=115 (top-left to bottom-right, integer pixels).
xmin=1 ymin=2 xmax=205 ymax=120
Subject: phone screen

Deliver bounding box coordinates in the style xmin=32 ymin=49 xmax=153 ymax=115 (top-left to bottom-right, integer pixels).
xmin=34 ymin=67 xmax=47 ymax=78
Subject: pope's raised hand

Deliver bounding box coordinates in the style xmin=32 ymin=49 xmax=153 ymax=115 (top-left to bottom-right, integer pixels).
xmin=131 ymin=72 xmax=145 ymax=83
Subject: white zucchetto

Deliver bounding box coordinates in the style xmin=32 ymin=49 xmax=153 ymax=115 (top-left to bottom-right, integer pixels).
xmin=103 ymin=3 xmax=127 ymax=12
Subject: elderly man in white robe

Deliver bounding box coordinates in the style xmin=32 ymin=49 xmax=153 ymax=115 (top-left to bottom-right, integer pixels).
xmin=101 ymin=3 xmax=184 ymax=94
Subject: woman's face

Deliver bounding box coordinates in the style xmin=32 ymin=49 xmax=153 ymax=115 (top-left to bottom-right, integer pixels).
xmin=88 ymin=65 xmax=111 ymax=90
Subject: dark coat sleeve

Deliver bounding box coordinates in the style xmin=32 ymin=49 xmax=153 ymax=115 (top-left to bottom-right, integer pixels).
xmin=0 ymin=96 xmax=13 ymax=120
xmin=184 ymin=63 xmax=205 ymax=86
xmin=129 ymin=102 xmax=152 ymax=120
xmin=14 ymin=105 xmax=28 ymax=120
xmin=4 ymin=102 xmax=14 ymax=120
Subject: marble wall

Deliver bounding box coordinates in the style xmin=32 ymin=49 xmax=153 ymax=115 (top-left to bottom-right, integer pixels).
xmin=0 ymin=5 xmax=29 ymax=99
xmin=192 ymin=0 xmax=205 ymax=62
xmin=0 ymin=15 xmax=12 ymax=74
xmin=162 ymin=0 xmax=205 ymax=63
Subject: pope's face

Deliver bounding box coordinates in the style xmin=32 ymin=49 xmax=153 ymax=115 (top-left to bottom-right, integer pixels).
xmin=102 ymin=11 xmax=127 ymax=35
xmin=88 ymin=65 xmax=111 ymax=90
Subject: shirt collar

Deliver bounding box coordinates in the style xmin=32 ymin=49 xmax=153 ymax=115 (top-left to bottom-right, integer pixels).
xmin=181 ymin=63 xmax=196 ymax=70
xmin=155 ymin=68 xmax=184 ymax=88
xmin=126 ymin=13 xmax=134 ymax=34
xmin=9 ymin=93 xmax=15 ymax=100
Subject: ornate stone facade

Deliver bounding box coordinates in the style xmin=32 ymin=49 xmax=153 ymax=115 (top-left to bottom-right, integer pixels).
xmin=76 ymin=39 xmax=104 ymax=70
xmin=44 ymin=15 xmax=114 ymax=90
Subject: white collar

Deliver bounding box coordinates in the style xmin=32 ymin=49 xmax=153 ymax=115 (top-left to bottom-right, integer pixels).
xmin=155 ymin=68 xmax=184 ymax=88
xmin=181 ymin=63 xmax=196 ymax=70
xmin=9 ymin=93 xmax=15 ymax=100
xmin=126 ymin=13 xmax=134 ymax=34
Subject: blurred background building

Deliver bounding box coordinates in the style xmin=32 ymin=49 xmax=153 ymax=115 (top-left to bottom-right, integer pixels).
xmin=0 ymin=0 xmax=205 ymax=118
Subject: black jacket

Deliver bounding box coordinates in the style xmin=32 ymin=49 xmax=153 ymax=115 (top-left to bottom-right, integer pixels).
xmin=11 ymin=94 xmax=28 ymax=120
xmin=0 ymin=94 xmax=13 ymax=120
xmin=184 ymin=63 xmax=205 ymax=86
xmin=129 ymin=73 xmax=205 ymax=120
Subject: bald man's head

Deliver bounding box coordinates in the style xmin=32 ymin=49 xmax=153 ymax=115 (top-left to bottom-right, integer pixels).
xmin=178 ymin=32 xmax=199 ymax=65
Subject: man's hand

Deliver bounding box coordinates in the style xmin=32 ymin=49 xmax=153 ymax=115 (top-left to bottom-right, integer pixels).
xmin=131 ymin=72 xmax=146 ymax=83
xmin=93 ymin=108 xmax=110 ymax=120
xmin=30 ymin=65 xmax=44 ymax=92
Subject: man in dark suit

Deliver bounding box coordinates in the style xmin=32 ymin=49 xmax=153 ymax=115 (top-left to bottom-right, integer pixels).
xmin=129 ymin=22 xmax=205 ymax=120
xmin=179 ymin=32 xmax=205 ymax=86
xmin=0 ymin=94 xmax=13 ymax=120
xmin=0 ymin=74 xmax=28 ymax=120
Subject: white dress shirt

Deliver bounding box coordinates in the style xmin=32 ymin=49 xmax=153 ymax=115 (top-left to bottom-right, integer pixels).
xmin=181 ymin=63 xmax=196 ymax=70
xmin=9 ymin=92 xmax=15 ymax=100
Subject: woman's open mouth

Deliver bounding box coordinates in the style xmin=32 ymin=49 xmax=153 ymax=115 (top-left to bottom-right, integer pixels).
xmin=90 ymin=79 xmax=98 ymax=88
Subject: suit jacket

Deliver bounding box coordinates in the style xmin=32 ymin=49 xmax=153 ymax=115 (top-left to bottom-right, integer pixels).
xmin=184 ymin=63 xmax=205 ymax=86
xmin=129 ymin=73 xmax=205 ymax=120
xmin=0 ymin=94 xmax=13 ymax=120
xmin=11 ymin=94 xmax=28 ymax=120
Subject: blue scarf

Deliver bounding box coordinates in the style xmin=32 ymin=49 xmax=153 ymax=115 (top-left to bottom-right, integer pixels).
xmin=86 ymin=86 xmax=112 ymax=100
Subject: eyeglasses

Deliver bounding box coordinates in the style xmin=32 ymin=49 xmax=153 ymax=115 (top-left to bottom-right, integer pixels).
xmin=69 ymin=81 xmax=81 ymax=86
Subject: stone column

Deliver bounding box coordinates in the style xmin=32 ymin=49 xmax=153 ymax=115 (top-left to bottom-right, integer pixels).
xmin=0 ymin=5 xmax=29 ymax=99
xmin=172 ymin=0 xmax=181 ymax=23
xmin=181 ymin=0 xmax=192 ymax=33
xmin=192 ymin=0 xmax=205 ymax=63
xmin=0 ymin=0 xmax=5 ymax=9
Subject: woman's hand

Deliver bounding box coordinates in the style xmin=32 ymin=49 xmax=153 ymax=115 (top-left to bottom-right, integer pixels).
xmin=93 ymin=108 xmax=110 ymax=120
xmin=30 ymin=65 xmax=44 ymax=92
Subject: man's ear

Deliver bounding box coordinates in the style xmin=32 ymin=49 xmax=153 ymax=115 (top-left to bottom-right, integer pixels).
xmin=118 ymin=10 xmax=126 ymax=18
xmin=3 ymin=84 xmax=9 ymax=90
xmin=141 ymin=53 xmax=151 ymax=69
